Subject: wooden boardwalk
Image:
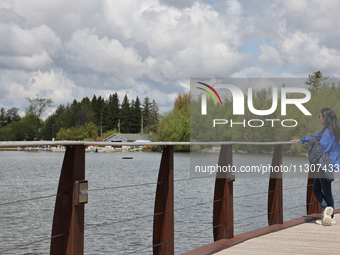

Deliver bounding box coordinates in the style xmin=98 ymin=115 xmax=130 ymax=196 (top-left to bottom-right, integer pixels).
xmin=215 ymin=213 xmax=340 ymax=255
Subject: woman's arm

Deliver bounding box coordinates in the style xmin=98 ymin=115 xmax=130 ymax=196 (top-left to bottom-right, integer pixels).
xmin=319 ymin=128 xmax=334 ymax=153
xmin=298 ymin=131 xmax=322 ymax=144
xmin=290 ymin=139 xmax=300 ymax=143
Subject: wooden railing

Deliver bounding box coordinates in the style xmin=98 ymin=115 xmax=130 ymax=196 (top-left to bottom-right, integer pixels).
xmin=0 ymin=141 xmax=321 ymax=255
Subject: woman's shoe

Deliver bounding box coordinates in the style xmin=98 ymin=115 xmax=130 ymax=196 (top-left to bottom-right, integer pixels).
xmin=323 ymin=207 xmax=334 ymax=226
xmin=316 ymin=219 xmax=336 ymax=225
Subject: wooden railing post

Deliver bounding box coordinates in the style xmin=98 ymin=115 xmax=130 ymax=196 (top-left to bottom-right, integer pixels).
xmin=50 ymin=145 xmax=86 ymax=255
xmin=153 ymin=145 xmax=174 ymax=255
xmin=268 ymin=145 xmax=283 ymax=225
xmin=306 ymin=168 xmax=322 ymax=214
xmin=213 ymin=144 xmax=234 ymax=241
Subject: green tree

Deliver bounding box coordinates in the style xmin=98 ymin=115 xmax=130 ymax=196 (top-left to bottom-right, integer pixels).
xmin=85 ymin=122 xmax=98 ymax=140
xmin=0 ymin=108 xmax=6 ymax=127
xmin=305 ymin=71 xmax=329 ymax=92
xmin=130 ymin=96 xmax=142 ymax=133
xmin=8 ymin=118 xmax=36 ymax=141
xmin=7 ymin=107 xmax=20 ymax=123
xmin=42 ymin=115 xmax=57 ymax=140
xmin=93 ymin=95 xmax=105 ymax=126
xmin=145 ymin=99 xmax=159 ymax=134
xmin=0 ymin=127 xmax=9 ymax=141
xmin=142 ymin=97 xmax=151 ymax=132
xmin=156 ymin=108 xmax=189 ymax=142
xmin=153 ymin=93 xmax=189 ymax=151
xmin=101 ymin=101 xmax=108 ymax=133
xmin=113 ymin=93 xmax=120 ymax=128
xmin=174 ymin=92 xmax=190 ymax=110
xmin=25 ymin=98 xmax=53 ymax=119
xmin=120 ymin=94 xmax=130 ymax=133
xmin=24 ymin=97 xmax=53 ymax=139
xmin=55 ymin=122 xmax=98 ymax=141
xmin=76 ymin=97 xmax=95 ymax=127
xmin=106 ymin=93 xmax=120 ymax=131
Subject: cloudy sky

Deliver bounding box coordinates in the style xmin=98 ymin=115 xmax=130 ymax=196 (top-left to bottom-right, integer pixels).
xmin=1 ymin=0 xmax=340 ymax=115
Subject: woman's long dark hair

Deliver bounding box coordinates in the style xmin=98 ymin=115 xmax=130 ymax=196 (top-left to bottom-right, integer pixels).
xmin=321 ymin=108 xmax=340 ymax=141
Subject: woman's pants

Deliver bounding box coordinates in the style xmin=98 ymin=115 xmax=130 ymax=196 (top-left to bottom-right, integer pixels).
xmin=312 ymin=175 xmax=334 ymax=217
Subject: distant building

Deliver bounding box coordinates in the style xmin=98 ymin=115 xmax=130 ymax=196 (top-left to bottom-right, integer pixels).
xmin=103 ymin=133 xmax=151 ymax=147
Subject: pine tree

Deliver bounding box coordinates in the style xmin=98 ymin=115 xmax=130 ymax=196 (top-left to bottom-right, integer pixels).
xmin=0 ymin=108 xmax=6 ymax=127
xmin=113 ymin=93 xmax=120 ymax=128
xmin=77 ymin=97 xmax=94 ymax=127
xmin=142 ymin=97 xmax=151 ymax=131
xmin=130 ymin=96 xmax=142 ymax=133
xmin=305 ymin=71 xmax=329 ymax=92
xmin=130 ymin=99 xmax=136 ymax=133
xmin=101 ymin=102 xmax=108 ymax=133
xmin=145 ymin=99 xmax=159 ymax=133
xmin=94 ymin=96 xmax=105 ymax=126
xmin=91 ymin=95 xmax=99 ymax=125
xmin=120 ymin=94 xmax=130 ymax=133
xmin=43 ymin=115 xmax=57 ymax=140
xmin=106 ymin=93 xmax=120 ymax=130
xmin=135 ymin=96 xmax=142 ymax=133
xmin=70 ymin=99 xmax=80 ymax=127
xmin=106 ymin=94 xmax=115 ymax=130
xmin=91 ymin=95 xmax=97 ymax=113
xmin=63 ymin=103 xmax=74 ymax=128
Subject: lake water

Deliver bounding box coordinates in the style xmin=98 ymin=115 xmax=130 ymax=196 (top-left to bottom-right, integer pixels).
xmin=0 ymin=151 xmax=339 ymax=254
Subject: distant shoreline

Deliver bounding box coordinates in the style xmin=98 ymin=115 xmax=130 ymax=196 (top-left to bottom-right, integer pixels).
xmin=0 ymin=147 xmax=152 ymax=153
xmin=0 ymin=146 xmax=308 ymax=157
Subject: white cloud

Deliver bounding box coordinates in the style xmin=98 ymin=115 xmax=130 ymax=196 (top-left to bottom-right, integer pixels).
xmin=65 ymin=28 xmax=145 ymax=86
xmin=0 ymin=23 xmax=62 ymax=71
xmin=2 ymin=70 xmax=76 ymax=111
xmin=231 ymin=67 xmax=295 ymax=78
xmin=12 ymin=0 xmax=104 ymax=39
xmin=231 ymin=67 xmax=274 ymax=78
xmin=159 ymin=0 xmax=196 ymax=8
xmin=258 ymin=44 xmax=283 ymax=67
xmin=279 ymin=31 xmax=340 ymax=71
xmin=0 ymin=51 xmax=53 ymax=70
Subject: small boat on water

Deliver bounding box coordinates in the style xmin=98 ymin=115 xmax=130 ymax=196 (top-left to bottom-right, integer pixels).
xmin=89 ymin=151 xmax=104 ymax=154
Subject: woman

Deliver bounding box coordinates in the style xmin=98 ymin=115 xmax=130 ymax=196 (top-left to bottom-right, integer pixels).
xmin=291 ymin=108 xmax=340 ymax=226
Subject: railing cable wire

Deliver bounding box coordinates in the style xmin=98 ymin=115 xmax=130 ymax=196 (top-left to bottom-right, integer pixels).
xmin=88 ymin=182 xmax=161 ymax=192
xmin=283 ymin=183 xmax=313 ymax=191
xmin=174 ymin=175 xmax=216 ymax=182
xmin=283 ymin=202 xmax=313 ymax=211
xmin=0 ymin=194 xmax=57 ymax=206
xmin=234 ymin=190 xmax=275 ymax=199
xmin=234 ymin=211 xmax=275 ymax=223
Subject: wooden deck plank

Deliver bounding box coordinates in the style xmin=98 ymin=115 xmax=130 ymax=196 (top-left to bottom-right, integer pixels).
xmin=214 ymin=214 xmax=340 ymax=255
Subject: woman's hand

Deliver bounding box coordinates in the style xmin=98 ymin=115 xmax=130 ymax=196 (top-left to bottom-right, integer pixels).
xmin=290 ymin=139 xmax=300 ymax=143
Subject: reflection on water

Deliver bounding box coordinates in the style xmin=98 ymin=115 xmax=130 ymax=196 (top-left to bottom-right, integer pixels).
xmin=0 ymin=151 xmax=339 ymax=254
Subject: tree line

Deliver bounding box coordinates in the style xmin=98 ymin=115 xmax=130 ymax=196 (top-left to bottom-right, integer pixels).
xmin=0 ymin=94 xmax=159 ymax=141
